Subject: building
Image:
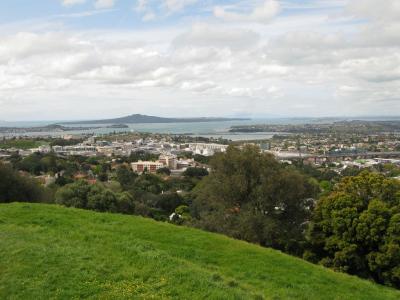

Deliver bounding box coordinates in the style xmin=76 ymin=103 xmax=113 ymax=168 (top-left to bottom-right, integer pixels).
xmin=131 ymin=160 xmax=164 ymax=174
xmin=188 ymin=143 xmax=228 ymax=156
xmin=158 ymin=154 xmax=177 ymax=169
xmin=53 ymin=145 xmax=97 ymax=156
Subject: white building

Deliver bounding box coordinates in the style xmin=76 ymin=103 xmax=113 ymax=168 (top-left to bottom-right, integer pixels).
xmin=187 ymin=143 xmax=228 ymax=156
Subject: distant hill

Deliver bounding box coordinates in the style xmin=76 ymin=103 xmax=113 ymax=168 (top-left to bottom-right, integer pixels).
xmin=62 ymin=114 xmax=250 ymax=124
xmin=0 ymin=203 xmax=398 ymax=299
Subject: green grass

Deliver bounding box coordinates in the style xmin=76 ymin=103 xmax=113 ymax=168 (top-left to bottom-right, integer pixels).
xmin=0 ymin=203 xmax=399 ymax=299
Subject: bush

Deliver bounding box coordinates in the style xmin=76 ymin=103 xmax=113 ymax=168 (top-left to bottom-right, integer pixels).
xmin=183 ymin=167 xmax=209 ymax=178
xmin=55 ymin=180 xmax=137 ymax=215
xmin=0 ymin=163 xmax=47 ymax=203
xmin=55 ymin=180 xmax=91 ymax=208
xmin=307 ymin=171 xmax=400 ymax=288
xmin=156 ymin=167 xmax=171 ymax=176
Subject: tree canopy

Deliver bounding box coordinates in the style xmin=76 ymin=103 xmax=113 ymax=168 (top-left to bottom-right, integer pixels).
xmin=0 ymin=163 xmax=48 ymax=203
xmin=191 ymin=145 xmax=318 ymax=254
xmin=306 ymin=171 xmax=400 ymax=288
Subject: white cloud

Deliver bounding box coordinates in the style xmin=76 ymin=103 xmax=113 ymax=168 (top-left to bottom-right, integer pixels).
xmin=1 ymin=0 xmax=400 ymax=119
xmin=348 ymin=0 xmax=400 ymax=22
xmin=164 ymin=0 xmax=198 ymax=12
xmin=214 ymin=0 xmax=280 ymax=24
xmin=94 ymin=0 xmax=116 ymax=9
xmin=134 ymin=0 xmax=197 ymax=20
xmin=340 ymin=54 xmax=400 ymax=83
xmin=180 ymin=81 xmax=217 ymax=93
xmin=62 ymin=0 xmax=86 ymax=6
xmin=142 ymin=12 xmax=156 ymax=21
xmin=173 ymin=24 xmax=260 ymax=50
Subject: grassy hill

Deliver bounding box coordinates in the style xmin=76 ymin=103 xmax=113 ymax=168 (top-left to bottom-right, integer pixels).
xmin=0 ymin=203 xmax=399 ymax=299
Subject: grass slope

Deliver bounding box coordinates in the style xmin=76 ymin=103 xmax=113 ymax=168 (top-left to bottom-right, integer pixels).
xmin=0 ymin=203 xmax=398 ymax=299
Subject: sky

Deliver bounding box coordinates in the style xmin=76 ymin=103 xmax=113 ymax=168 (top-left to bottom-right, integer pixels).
xmin=0 ymin=0 xmax=399 ymax=120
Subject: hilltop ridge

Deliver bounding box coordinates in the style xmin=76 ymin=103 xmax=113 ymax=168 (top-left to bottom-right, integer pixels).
xmin=0 ymin=203 xmax=398 ymax=299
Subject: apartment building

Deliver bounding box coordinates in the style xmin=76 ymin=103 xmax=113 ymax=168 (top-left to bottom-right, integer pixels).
xmin=131 ymin=160 xmax=164 ymax=174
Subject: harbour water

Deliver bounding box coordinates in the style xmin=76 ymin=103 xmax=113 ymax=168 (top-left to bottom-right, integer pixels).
xmin=0 ymin=118 xmax=308 ymax=141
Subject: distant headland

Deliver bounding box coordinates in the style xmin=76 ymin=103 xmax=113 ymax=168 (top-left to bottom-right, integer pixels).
xmin=61 ymin=114 xmax=250 ymax=124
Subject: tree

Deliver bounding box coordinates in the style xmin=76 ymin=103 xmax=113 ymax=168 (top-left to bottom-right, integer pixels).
xmin=55 ymin=180 xmax=91 ymax=208
xmin=155 ymin=192 xmax=184 ymax=214
xmin=156 ymin=167 xmax=171 ymax=176
xmin=87 ymin=186 xmax=118 ymax=212
xmin=170 ymin=205 xmax=192 ymax=225
xmin=306 ymin=171 xmax=400 ymax=288
xmin=193 ymin=154 xmax=211 ymax=164
xmin=191 ymin=145 xmax=317 ymax=255
xmin=17 ymin=153 xmax=43 ymax=175
xmin=134 ymin=173 xmax=165 ymax=194
xmin=0 ymin=163 xmax=47 ymax=203
xmin=116 ymin=192 xmax=136 ymax=214
xmin=115 ymin=165 xmax=137 ymax=188
xmin=183 ymin=167 xmax=209 ymax=178
xmin=55 ymin=175 xmax=73 ymax=186
xmin=55 ymin=180 xmax=136 ymax=214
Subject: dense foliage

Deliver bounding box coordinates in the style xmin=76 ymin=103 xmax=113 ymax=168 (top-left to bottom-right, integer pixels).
xmin=191 ymin=145 xmax=318 ymax=255
xmin=306 ymin=172 xmax=400 ymax=288
xmin=55 ymin=180 xmax=136 ymax=214
xmin=0 ymin=163 xmax=49 ymax=203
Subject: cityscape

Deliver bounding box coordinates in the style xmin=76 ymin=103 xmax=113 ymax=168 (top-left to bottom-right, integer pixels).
xmin=1 ymin=0 xmax=400 ymax=299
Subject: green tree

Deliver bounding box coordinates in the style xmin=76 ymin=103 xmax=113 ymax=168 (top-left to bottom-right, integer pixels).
xmin=306 ymin=171 xmax=400 ymax=287
xmin=155 ymin=192 xmax=184 ymax=214
xmin=55 ymin=180 xmax=91 ymax=208
xmin=156 ymin=167 xmax=171 ymax=176
xmin=17 ymin=153 xmax=43 ymax=175
xmin=0 ymin=163 xmax=47 ymax=203
xmin=87 ymin=186 xmax=118 ymax=212
xmin=116 ymin=192 xmax=136 ymax=214
xmin=183 ymin=167 xmax=209 ymax=178
xmin=116 ymin=165 xmax=137 ymax=188
xmin=134 ymin=173 xmax=165 ymax=194
xmin=192 ymin=145 xmax=317 ymax=255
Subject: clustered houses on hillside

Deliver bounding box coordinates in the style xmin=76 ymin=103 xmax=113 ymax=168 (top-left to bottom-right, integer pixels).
xmin=266 ymin=134 xmax=400 ymax=156
xmin=0 ymin=135 xmax=226 ymax=182
xmin=3 ymin=136 xmax=228 ymax=159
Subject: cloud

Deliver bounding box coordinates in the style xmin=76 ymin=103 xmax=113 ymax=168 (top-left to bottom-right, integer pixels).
xmin=173 ymin=24 xmax=260 ymax=50
xmin=134 ymin=0 xmax=197 ymax=21
xmin=214 ymin=0 xmax=280 ymax=24
xmin=94 ymin=0 xmax=116 ymax=9
xmin=180 ymin=81 xmax=217 ymax=93
xmin=62 ymin=0 xmax=86 ymax=6
xmin=142 ymin=12 xmax=156 ymax=21
xmin=347 ymin=0 xmax=400 ymax=22
xmin=340 ymin=54 xmax=400 ymax=83
xmin=164 ymin=0 xmax=198 ymax=12
xmin=1 ymin=0 xmax=400 ymax=119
